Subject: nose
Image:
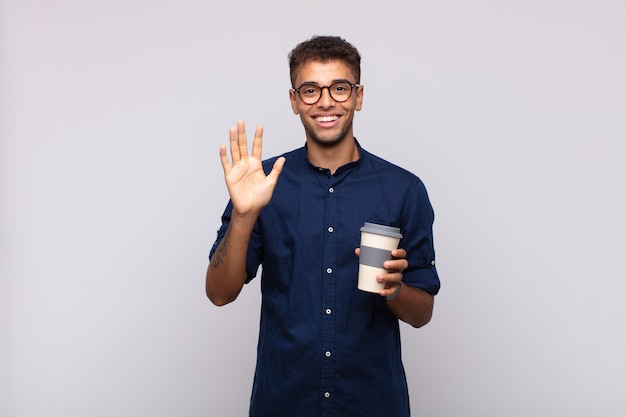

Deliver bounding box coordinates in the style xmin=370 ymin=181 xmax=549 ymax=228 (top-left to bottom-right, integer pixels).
xmin=317 ymin=86 xmax=335 ymax=107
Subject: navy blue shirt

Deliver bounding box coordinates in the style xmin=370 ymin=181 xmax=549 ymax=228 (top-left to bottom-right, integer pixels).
xmin=210 ymin=141 xmax=440 ymax=417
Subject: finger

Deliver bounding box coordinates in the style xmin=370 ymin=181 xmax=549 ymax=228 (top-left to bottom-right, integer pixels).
xmin=237 ymin=120 xmax=249 ymax=159
xmin=377 ymin=272 xmax=402 ymax=286
xmin=219 ymin=144 xmax=232 ymax=175
xmin=266 ymin=156 xmax=286 ymax=184
xmin=354 ymin=248 xmax=360 ymax=257
xmin=251 ymin=125 xmax=264 ymax=160
xmin=379 ymin=284 xmax=401 ymax=298
xmin=383 ymin=258 xmax=408 ymax=272
xmin=391 ymin=248 xmax=407 ymax=259
xmin=229 ymin=126 xmax=241 ymax=163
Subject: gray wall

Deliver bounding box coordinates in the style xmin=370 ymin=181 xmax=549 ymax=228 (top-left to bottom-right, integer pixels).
xmin=2 ymin=1 xmax=625 ymax=416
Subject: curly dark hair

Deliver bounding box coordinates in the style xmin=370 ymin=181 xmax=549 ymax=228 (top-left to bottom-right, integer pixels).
xmin=288 ymin=35 xmax=361 ymax=87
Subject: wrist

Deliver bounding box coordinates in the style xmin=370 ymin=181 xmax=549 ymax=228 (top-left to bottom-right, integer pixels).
xmin=230 ymin=209 xmax=261 ymax=229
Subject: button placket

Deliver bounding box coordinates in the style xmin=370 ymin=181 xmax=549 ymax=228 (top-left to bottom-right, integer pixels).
xmin=320 ymin=178 xmax=337 ymax=408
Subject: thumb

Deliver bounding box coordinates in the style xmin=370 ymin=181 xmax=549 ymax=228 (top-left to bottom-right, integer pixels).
xmin=267 ymin=156 xmax=286 ymax=184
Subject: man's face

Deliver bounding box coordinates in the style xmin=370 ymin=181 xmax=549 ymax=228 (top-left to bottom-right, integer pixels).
xmin=290 ymin=60 xmax=363 ymax=147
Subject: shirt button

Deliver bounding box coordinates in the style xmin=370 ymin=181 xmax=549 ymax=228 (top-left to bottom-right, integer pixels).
xmin=431 ymin=260 xmax=436 ymax=266
xmin=327 ymin=226 xmax=334 ymax=233
xmin=328 ymin=187 xmax=334 ymax=193
xmin=326 ymin=268 xmax=333 ymax=274
xmin=325 ymin=308 xmax=332 ymax=315
xmin=325 ymin=351 xmax=332 ymax=358
xmin=324 ymin=392 xmax=331 ymax=398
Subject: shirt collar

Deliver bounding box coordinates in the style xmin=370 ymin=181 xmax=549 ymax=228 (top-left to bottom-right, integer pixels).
xmin=304 ymin=138 xmax=364 ymax=175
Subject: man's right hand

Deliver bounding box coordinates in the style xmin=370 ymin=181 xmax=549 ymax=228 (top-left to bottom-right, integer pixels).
xmin=220 ymin=120 xmax=285 ymax=215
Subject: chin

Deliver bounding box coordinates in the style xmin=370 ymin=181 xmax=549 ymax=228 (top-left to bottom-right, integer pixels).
xmin=307 ymin=128 xmax=351 ymax=147
xmin=311 ymin=136 xmax=344 ymax=147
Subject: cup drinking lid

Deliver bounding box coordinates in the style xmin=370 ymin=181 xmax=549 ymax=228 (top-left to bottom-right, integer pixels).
xmin=359 ymin=222 xmax=403 ymax=239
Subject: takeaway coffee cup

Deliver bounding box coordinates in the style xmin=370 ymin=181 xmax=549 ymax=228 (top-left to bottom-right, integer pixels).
xmin=358 ymin=222 xmax=403 ymax=293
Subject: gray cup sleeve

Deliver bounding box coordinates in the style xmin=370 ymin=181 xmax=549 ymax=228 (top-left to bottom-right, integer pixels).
xmin=359 ymin=245 xmax=393 ymax=268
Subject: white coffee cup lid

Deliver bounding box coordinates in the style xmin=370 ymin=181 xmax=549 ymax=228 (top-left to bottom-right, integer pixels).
xmin=360 ymin=222 xmax=403 ymax=239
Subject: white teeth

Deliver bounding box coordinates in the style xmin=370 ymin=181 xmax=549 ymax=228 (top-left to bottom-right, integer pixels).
xmin=315 ymin=115 xmax=339 ymax=122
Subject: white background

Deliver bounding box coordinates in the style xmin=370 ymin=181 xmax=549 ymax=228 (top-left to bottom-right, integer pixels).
xmin=2 ymin=1 xmax=625 ymax=416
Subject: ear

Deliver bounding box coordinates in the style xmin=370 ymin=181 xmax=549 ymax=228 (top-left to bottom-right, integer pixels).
xmin=289 ymin=89 xmax=300 ymax=115
xmin=354 ymin=85 xmax=364 ymax=112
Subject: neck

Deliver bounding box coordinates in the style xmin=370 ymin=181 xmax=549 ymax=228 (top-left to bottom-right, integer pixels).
xmin=306 ymin=136 xmax=360 ymax=174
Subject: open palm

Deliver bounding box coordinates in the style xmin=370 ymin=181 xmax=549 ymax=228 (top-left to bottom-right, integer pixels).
xmin=220 ymin=120 xmax=285 ymax=215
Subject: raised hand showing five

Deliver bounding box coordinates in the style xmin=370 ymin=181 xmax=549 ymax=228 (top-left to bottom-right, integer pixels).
xmin=220 ymin=120 xmax=285 ymax=215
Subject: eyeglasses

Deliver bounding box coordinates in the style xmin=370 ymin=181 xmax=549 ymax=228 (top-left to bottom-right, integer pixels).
xmin=293 ymin=81 xmax=360 ymax=105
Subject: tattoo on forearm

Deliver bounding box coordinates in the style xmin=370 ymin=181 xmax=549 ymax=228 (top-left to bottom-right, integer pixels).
xmin=210 ymin=230 xmax=230 ymax=269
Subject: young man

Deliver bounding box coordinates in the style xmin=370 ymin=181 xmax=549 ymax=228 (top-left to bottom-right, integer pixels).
xmin=206 ymin=36 xmax=440 ymax=417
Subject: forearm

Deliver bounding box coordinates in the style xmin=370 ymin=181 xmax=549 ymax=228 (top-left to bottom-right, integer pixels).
xmin=386 ymin=284 xmax=434 ymax=328
xmin=205 ymin=212 xmax=258 ymax=306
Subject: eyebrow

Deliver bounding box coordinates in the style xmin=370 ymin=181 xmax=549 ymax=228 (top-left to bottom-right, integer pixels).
xmin=298 ymin=79 xmax=353 ymax=86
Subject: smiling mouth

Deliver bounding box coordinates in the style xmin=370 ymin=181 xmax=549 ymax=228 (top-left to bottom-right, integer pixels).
xmin=314 ymin=115 xmax=339 ymax=123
